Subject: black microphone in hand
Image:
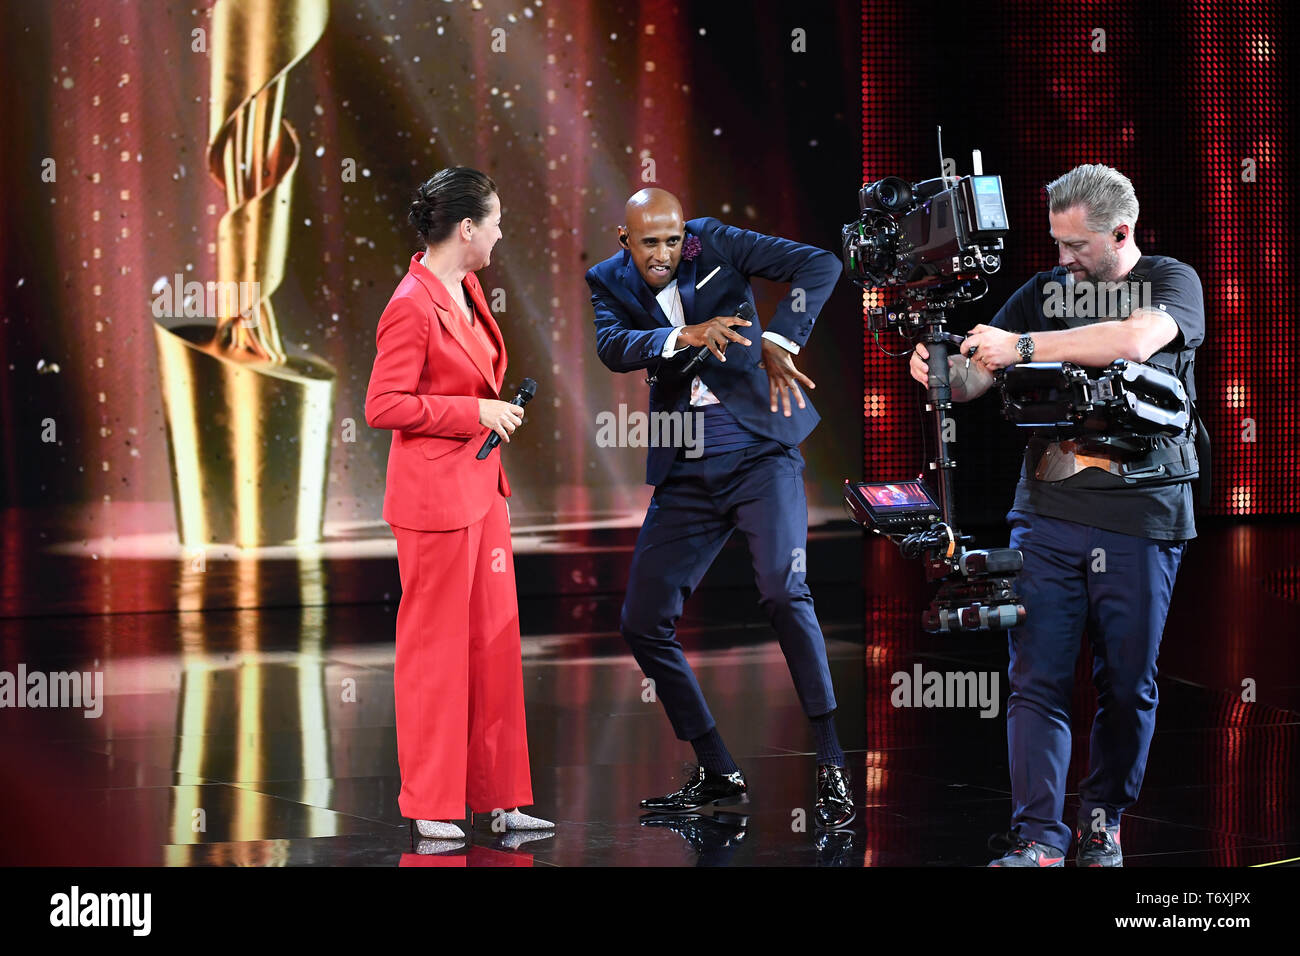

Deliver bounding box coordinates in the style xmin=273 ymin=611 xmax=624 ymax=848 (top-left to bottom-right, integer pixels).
xmin=679 ymin=301 xmax=756 ymax=378
xmin=477 ymin=377 xmax=537 ymax=460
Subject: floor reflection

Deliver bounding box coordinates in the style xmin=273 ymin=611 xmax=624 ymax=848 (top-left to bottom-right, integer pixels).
xmin=0 ymin=521 xmax=1296 ymax=866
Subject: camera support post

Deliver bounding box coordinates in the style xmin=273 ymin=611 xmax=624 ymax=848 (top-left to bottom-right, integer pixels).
xmin=918 ymin=304 xmax=962 ymax=527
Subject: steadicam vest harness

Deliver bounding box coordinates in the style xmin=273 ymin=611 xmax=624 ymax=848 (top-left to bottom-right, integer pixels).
xmin=1019 ymin=258 xmax=1211 ymax=503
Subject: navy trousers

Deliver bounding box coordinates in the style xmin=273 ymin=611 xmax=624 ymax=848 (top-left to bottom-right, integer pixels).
xmin=1005 ymin=509 xmax=1185 ymax=851
xmin=620 ymin=439 xmax=837 ymax=742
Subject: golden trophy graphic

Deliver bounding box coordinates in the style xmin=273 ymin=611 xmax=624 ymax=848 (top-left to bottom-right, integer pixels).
xmin=153 ymin=0 xmax=334 ymax=548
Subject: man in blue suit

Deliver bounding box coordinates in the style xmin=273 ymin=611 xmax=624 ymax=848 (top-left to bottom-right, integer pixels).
xmin=587 ymin=188 xmax=853 ymax=829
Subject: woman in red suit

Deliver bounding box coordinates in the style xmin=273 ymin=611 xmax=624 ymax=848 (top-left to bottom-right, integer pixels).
xmin=364 ymin=167 xmax=551 ymax=841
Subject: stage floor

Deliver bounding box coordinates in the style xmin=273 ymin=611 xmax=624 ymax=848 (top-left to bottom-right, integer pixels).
xmin=1 ymin=520 xmax=1296 ymax=867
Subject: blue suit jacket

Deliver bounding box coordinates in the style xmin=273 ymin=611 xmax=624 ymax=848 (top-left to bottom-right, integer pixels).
xmin=587 ymin=216 xmax=841 ymax=486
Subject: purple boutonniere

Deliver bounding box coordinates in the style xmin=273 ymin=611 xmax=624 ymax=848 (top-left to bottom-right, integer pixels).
xmin=681 ymin=235 xmax=702 ymax=261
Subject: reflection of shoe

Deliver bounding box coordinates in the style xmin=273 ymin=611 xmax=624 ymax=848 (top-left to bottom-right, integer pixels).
xmin=412 ymin=819 xmax=466 ymax=839
xmin=710 ymin=810 xmax=751 ymax=828
xmin=640 ymin=813 xmax=748 ymax=853
xmin=473 ymin=809 xmax=555 ymax=830
xmin=987 ymin=832 xmax=1066 ymax=867
xmin=1075 ymin=824 xmax=1123 ymax=867
xmin=640 ymin=766 xmax=748 ymax=813
xmin=815 ymin=828 xmax=855 ymax=866
xmin=491 ymin=830 xmax=556 ymax=851
xmin=414 ymin=838 xmax=465 ymax=855
xmin=814 ymin=765 xmax=855 ymax=829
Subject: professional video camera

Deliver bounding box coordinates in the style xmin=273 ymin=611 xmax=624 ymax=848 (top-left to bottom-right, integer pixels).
xmin=840 ymin=134 xmax=1026 ymax=634
xmin=842 ymin=170 xmax=1007 ymax=302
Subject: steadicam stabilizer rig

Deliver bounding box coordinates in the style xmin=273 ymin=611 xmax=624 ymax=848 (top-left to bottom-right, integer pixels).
xmin=999 ymin=360 xmax=1190 ymax=438
xmin=840 ymin=134 xmax=1027 ymax=633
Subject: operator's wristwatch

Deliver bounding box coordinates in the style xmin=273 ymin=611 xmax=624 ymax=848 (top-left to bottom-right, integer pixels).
xmin=1015 ymin=333 xmax=1035 ymax=364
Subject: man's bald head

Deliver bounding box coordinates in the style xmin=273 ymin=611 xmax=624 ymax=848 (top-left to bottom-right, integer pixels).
xmin=624 ymin=188 xmax=683 ymax=227
xmin=619 ymin=188 xmax=686 ymax=290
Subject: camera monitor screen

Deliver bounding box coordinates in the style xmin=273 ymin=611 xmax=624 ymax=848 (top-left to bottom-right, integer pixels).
xmin=843 ymin=479 xmax=941 ymax=531
xmin=861 ymin=482 xmax=934 ymax=509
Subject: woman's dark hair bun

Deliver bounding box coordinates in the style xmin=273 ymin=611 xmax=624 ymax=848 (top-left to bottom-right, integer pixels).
xmin=408 ymin=166 xmax=498 ymax=248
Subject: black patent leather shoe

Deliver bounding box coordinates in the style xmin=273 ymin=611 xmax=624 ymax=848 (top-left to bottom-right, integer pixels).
xmin=640 ymin=765 xmax=749 ymax=813
xmin=814 ymin=764 xmax=855 ymax=829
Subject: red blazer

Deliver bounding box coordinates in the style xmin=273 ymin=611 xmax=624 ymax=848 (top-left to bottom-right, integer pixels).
xmin=365 ymin=252 xmax=511 ymax=531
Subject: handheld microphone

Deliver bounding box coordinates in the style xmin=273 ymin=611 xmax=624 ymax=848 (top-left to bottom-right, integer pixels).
xmin=476 ymin=377 xmax=537 ymax=459
xmin=679 ymin=301 xmax=756 ymax=378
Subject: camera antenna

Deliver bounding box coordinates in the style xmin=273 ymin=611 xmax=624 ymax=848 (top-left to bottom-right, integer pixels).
xmin=936 ymin=125 xmax=947 ymax=184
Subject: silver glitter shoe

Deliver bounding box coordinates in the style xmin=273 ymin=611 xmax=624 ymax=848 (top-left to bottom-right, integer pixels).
xmin=472 ymin=808 xmax=555 ymax=830
xmin=502 ymin=809 xmax=554 ymax=830
xmin=413 ymin=819 xmax=466 ymax=839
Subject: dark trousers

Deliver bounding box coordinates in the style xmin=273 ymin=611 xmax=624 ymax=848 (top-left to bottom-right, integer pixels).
xmin=620 ymin=440 xmax=837 ymax=742
xmin=1005 ymin=509 xmax=1185 ymax=851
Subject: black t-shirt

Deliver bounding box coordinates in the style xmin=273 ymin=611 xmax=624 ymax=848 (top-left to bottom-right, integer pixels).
xmin=989 ymin=255 xmax=1206 ymax=541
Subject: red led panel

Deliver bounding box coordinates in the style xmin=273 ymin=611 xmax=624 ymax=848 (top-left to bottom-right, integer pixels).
xmin=1189 ymin=2 xmax=1294 ymax=515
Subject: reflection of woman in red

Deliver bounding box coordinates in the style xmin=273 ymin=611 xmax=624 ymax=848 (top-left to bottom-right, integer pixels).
xmin=364 ymin=167 xmax=551 ymax=841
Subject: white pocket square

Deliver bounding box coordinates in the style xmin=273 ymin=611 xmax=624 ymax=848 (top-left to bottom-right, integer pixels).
xmin=695 ymin=266 xmax=721 ymax=290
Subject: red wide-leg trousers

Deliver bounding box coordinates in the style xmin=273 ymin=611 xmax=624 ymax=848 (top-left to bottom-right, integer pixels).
xmin=391 ymin=495 xmax=533 ymax=820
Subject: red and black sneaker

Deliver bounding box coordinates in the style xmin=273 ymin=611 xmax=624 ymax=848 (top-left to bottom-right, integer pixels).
xmin=1075 ymin=824 xmax=1123 ymax=867
xmin=986 ymin=831 xmax=1066 ymax=867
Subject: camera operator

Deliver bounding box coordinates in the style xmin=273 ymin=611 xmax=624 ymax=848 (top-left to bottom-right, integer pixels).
xmin=909 ymin=164 xmax=1205 ymax=866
